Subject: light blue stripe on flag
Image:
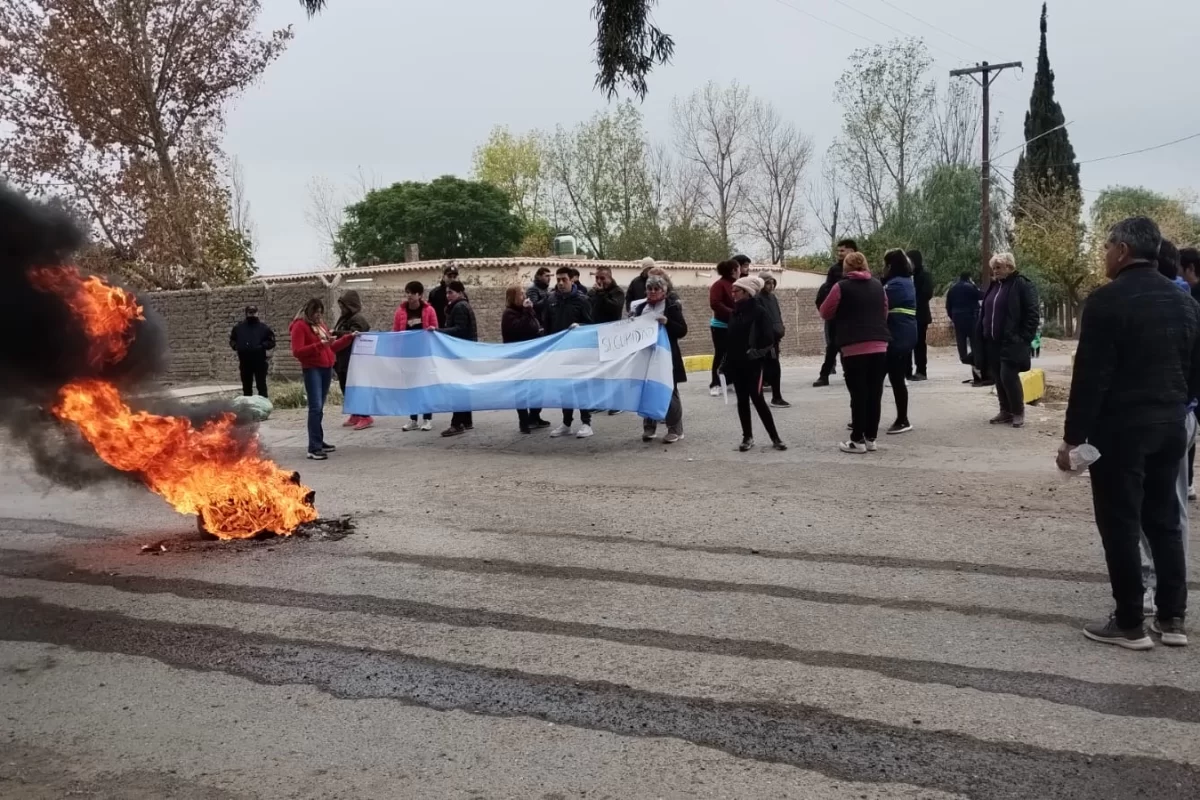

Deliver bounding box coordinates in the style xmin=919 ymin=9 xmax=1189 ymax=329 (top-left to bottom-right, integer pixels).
xmin=344 ymin=322 xmax=674 ymax=419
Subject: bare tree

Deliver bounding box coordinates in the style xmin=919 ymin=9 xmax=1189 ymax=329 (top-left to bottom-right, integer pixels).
xmin=807 ymin=156 xmax=844 ymax=253
xmin=672 ymin=81 xmax=753 ymax=248
xmin=305 ymin=176 xmax=347 ymax=266
xmin=929 ymin=81 xmax=982 ymax=168
xmin=229 ymin=157 xmax=256 ymax=255
xmin=744 ymin=103 xmax=813 ymax=263
xmin=832 ymin=38 xmax=935 ymax=229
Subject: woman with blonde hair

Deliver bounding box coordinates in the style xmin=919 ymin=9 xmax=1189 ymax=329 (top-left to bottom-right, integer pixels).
xmin=289 ymin=298 xmax=357 ymax=460
xmin=978 ymin=252 xmax=1040 ymax=428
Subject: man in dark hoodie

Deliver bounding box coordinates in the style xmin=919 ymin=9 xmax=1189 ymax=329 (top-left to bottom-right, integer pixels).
xmin=428 ymin=265 xmax=458 ymax=327
xmin=589 ymin=266 xmax=625 ymax=324
xmin=229 ymin=305 xmax=276 ymax=399
xmin=945 ymin=272 xmax=984 ymax=383
xmin=439 ymin=280 xmax=478 ymax=437
xmin=814 ymin=239 xmax=856 ymax=387
xmin=907 ymin=249 xmax=934 ymax=381
xmin=526 ymin=266 xmax=552 ymax=319
xmin=625 ymin=257 xmax=655 ymax=313
xmin=544 ymin=266 xmax=595 ymax=438
xmin=757 ymin=271 xmax=789 ymax=407
xmin=332 ymin=290 xmax=374 ymax=430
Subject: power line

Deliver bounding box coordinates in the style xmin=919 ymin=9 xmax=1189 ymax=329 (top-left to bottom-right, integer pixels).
xmin=769 ymin=0 xmax=876 ymax=45
xmin=995 ymin=131 xmax=1200 ymax=171
xmin=874 ymin=0 xmax=1005 ymax=60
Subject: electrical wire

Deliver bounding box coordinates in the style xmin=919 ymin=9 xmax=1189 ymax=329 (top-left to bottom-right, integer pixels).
xmin=994 ymin=131 xmax=1200 ymax=172
xmin=874 ymin=0 xmax=1006 ymax=61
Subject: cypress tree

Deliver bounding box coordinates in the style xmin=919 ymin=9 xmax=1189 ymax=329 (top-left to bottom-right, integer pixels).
xmin=1012 ymin=3 xmax=1080 ymax=218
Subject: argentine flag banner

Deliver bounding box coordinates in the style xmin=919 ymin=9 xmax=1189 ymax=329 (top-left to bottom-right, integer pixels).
xmin=343 ymin=315 xmax=674 ymax=419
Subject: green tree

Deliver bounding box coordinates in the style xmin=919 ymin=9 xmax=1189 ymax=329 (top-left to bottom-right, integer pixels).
xmin=301 ymin=1 xmax=673 ymax=99
xmin=1012 ymin=4 xmax=1080 ymax=221
xmin=335 ymin=176 xmax=523 ymax=265
xmin=472 ymin=127 xmax=544 ymax=223
xmin=1012 ymin=183 xmax=1086 ymax=333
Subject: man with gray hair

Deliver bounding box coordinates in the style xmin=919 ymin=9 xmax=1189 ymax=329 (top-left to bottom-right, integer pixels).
xmin=1059 ymin=216 xmax=1200 ymax=650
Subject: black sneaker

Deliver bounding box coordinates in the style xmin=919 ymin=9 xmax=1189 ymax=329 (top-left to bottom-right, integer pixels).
xmin=770 ymin=398 xmax=791 ymax=408
xmin=319 ymin=444 xmax=337 ymax=453
xmin=607 ymin=410 xmax=623 ymax=416
xmin=911 ymin=373 xmax=928 ymax=382
xmin=739 ymin=438 xmax=754 ymax=452
xmin=1083 ymin=616 xmax=1153 ymax=650
xmin=306 ymin=451 xmax=328 ymax=461
xmin=1151 ymin=617 xmax=1189 ymax=647
xmin=533 ymin=419 xmax=552 ymax=429
xmin=642 ymin=428 xmax=657 ymax=442
xmin=519 ymin=426 xmax=532 ymax=435
xmin=887 ymin=421 xmax=913 ymax=435
xmin=772 ymin=440 xmax=788 ymax=451
xmin=812 ymin=377 xmax=830 ymax=387
xmin=441 ymin=425 xmax=467 ymax=438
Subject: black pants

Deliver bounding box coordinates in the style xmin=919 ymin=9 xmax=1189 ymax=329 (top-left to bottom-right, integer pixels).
xmin=563 ymin=409 xmax=592 ymax=426
xmin=517 ymin=409 xmax=542 ymax=429
xmin=908 ymin=320 xmax=929 ymax=377
xmin=1089 ymin=421 xmax=1188 ymax=627
xmin=987 ymin=346 xmax=1025 ymax=417
xmin=731 ymin=364 xmax=780 ymax=442
xmin=952 ymin=320 xmax=974 ymax=365
xmin=409 ymin=414 xmax=432 ymax=422
xmin=763 ymin=335 xmax=784 ymax=399
xmin=844 ymin=352 xmax=888 ymax=442
xmin=710 ymin=327 xmax=728 ymax=388
xmin=239 ymin=354 xmax=268 ymax=398
xmin=886 ymin=349 xmax=910 ymax=425
xmin=820 ymin=322 xmax=839 ymax=378
xmin=450 ymin=411 xmax=473 ymax=428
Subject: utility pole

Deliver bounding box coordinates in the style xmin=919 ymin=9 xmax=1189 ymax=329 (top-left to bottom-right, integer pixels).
xmin=950 ymin=61 xmax=1021 ymax=288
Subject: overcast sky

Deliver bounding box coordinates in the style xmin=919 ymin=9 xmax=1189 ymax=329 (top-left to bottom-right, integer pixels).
xmin=225 ymin=0 xmax=1200 ymax=274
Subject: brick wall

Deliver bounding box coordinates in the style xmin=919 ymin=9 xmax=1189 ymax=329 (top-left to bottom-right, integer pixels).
xmin=144 ymin=282 xmax=953 ymax=382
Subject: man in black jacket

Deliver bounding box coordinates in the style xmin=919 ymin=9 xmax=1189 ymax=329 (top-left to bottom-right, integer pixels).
xmin=544 ymin=266 xmax=595 ymax=438
xmin=1059 ymin=217 xmax=1200 ymax=650
xmin=439 ymin=281 xmax=478 ymax=437
xmin=428 ymin=265 xmax=458 ymax=327
xmin=588 ymin=266 xmax=625 ymax=324
xmin=625 ymin=257 xmax=654 ymax=314
xmin=945 ymin=273 xmax=984 ymax=383
xmin=525 ymin=267 xmax=552 ymax=320
xmin=907 ymin=249 xmax=934 ymax=381
xmin=813 ymin=239 xmax=855 ymax=387
xmin=1180 ymin=247 xmax=1200 ymax=303
xmin=229 ymin=305 xmax=275 ymax=398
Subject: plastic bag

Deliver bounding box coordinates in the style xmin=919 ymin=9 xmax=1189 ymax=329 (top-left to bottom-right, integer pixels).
xmin=231 ymin=395 xmax=273 ymax=422
xmin=1062 ymin=443 xmax=1100 ymax=476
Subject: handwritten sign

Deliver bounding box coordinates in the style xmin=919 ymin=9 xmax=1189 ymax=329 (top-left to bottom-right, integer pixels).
xmin=352 ymin=334 xmax=378 ymax=356
xmin=597 ymin=315 xmax=659 ymax=363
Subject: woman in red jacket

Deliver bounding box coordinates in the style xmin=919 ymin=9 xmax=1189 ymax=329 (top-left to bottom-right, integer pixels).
xmin=290 ymin=298 xmax=356 ymax=460
xmin=708 ymin=259 xmax=737 ymax=396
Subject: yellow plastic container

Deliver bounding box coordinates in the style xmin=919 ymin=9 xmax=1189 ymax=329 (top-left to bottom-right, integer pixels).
xmin=683 ymin=354 xmax=714 ymax=373
xmin=1020 ymin=368 xmax=1046 ymax=404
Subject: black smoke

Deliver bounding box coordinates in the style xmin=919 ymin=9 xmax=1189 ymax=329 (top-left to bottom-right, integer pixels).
xmin=0 ymin=183 xmax=254 ymax=488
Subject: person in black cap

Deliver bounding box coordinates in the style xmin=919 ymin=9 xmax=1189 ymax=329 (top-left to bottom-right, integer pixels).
xmin=229 ymin=305 xmax=275 ymax=398
xmin=428 ymin=264 xmax=458 ymax=327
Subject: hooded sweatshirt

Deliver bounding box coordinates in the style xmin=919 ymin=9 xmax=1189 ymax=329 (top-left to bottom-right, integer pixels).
xmin=818 ymin=271 xmax=890 ymax=356
xmin=333 ymin=291 xmax=371 ymax=375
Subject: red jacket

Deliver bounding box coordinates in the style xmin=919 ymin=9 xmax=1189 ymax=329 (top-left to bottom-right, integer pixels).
xmin=709 ymin=277 xmax=735 ymax=324
xmin=392 ymin=301 xmax=439 ymax=332
xmin=289 ymin=318 xmax=353 ymax=369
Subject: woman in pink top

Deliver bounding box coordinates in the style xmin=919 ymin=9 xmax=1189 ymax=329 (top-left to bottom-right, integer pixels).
xmin=819 ymin=252 xmax=892 ymax=453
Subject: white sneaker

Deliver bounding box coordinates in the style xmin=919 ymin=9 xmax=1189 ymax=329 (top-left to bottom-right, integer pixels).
xmin=709 ymin=386 xmax=720 ymax=397
xmin=576 ymin=424 xmax=594 ymax=438
xmin=865 ymin=439 xmax=878 ymax=452
xmin=420 ymin=420 xmax=433 ymax=431
xmin=550 ymin=424 xmax=571 ymax=438
xmin=401 ymin=421 xmax=417 ymax=432
xmin=1190 ymin=484 xmax=1196 ymax=500
xmin=839 ymin=440 xmax=868 ymax=454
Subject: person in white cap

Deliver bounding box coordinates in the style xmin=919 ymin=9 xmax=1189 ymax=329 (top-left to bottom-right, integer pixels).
xmin=722 ymin=275 xmax=787 ymax=452
xmin=625 ymin=256 xmax=655 ymax=314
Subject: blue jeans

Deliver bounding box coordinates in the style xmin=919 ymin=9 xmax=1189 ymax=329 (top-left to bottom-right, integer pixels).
xmin=303 ymin=366 xmax=333 ymax=454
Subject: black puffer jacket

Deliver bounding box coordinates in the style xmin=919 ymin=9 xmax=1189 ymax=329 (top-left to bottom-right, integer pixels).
xmin=589 ymin=283 xmax=626 ymax=324
xmin=815 ymin=262 xmax=844 ymax=309
xmin=759 ymin=291 xmax=785 ymax=338
xmin=544 ymin=289 xmax=593 ymax=334
xmin=635 ymin=297 xmax=689 ymax=384
xmin=229 ymin=318 xmax=275 ymax=359
xmin=440 ymin=298 xmax=478 ymax=341
xmin=723 ymin=298 xmax=775 ymax=375
xmin=977 ymin=272 xmax=1039 ymax=370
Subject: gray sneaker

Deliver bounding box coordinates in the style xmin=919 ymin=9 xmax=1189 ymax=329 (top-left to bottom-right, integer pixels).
xmin=1083 ymin=616 xmax=1154 ymax=650
xmin=663 ymin=432 xmax=683 ymax=444
xmin=1151 ymin=617 xmax=1188 ymax=647
xmin=1011 ymin=415 xmax=1026 ymax=428
xmin=989 ymin=412 xmax=1013 ymax=425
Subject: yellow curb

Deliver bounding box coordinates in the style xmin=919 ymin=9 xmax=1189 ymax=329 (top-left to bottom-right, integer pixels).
xmin=683 ymin=354 xmax=714 ymax=373
xmin=1021 ymin=368 xmax=1045 ymax=404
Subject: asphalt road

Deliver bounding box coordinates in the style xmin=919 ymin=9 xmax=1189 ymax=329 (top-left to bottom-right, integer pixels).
xmin=2 ymin=350 xmax=1197 ymax=799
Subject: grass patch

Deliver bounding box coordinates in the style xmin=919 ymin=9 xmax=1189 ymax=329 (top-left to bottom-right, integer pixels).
xmin=270 ymin=381 xmax=344 ymax=410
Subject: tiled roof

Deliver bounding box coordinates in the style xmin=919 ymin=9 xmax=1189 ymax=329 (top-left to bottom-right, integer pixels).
xmin=258 ymin=257 xmax=786 ymax=284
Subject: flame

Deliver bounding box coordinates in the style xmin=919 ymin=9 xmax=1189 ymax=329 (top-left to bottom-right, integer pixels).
xmin=33 ymin=266 xmax=318 ymax=539
xmin=29 ymin=266 xmax=144 ymax=368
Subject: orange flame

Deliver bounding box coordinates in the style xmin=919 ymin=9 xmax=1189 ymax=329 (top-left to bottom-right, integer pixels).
xmin=29 ymin=266 xmax=144 ymax=368
xmin=34 ymin=266 xmax=318 ymax=539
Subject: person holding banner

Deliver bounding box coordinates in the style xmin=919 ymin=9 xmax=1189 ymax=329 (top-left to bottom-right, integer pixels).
xmin=439 ymin=281 xmax=478 ymax=438
xmin=502 ymin=285 xmax=550 ymax=434
xmin=545 ymin=266 xmax=595 ymax=438
xmin=634 ymin=275 xmax=687 ymax=443
xmin=724 ymin=276 xmax=787 ymax=453
xmin=393 ymin=281 xmax=438 ymax=432
xmin=333 ymin=290 xmax=374 ymax=431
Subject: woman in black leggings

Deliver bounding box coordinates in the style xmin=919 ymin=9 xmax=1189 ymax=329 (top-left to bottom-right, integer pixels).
xmin=882 ymin=249 xmax=917 ymax=435
xmin=708 ymin=259 xmax=737 ymax=394
xmin=723 ymin=277 xmax=787 ymax=452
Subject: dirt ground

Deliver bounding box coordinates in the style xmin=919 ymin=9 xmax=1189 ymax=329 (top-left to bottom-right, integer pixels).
xmin=2 ymin=347 xmax=1198 ymax=800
